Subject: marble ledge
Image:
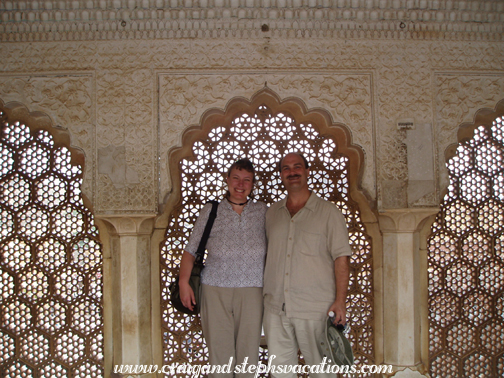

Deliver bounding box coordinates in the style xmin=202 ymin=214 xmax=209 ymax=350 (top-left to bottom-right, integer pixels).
xmin=1 ymin=26 xmax=502 ymax=42
xmin=1 ymin=3 xmax=503 ymax=42
xmin=378 ymin=208 xmax=439 ymax=233
xmin=95 ymin=213 xmax=157 ymax=236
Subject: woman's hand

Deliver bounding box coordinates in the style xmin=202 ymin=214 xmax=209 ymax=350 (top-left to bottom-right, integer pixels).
xmin=179 ymin=280 xmax=196 ymax=311
xmin=178 ymin=251 xmax=197 ymax=311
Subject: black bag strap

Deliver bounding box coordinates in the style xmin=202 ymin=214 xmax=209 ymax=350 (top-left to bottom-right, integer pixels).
xmin=194 ymin=200 xmax=219 ymax=265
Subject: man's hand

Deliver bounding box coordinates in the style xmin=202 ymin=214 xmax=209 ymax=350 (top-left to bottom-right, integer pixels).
xmin=328 ymin=300 xmax=346 ymax=325
xmin=331 ymin=255 xmax=350 ymax=325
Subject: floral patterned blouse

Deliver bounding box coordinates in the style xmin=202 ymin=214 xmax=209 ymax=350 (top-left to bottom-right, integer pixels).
xmin=185 ymin=199 xmax=267 ymax=288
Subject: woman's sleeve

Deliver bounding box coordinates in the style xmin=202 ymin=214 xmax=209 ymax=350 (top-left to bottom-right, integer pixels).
xmin=184 ymin=203 xmax=213 ymax=257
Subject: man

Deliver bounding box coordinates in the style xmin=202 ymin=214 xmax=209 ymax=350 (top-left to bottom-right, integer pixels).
xmin=263 ymin=152 xmax=352 ymax=377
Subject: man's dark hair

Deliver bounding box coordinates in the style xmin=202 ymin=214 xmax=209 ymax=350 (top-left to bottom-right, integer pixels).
xmin=277 ymin=152 xmax=309 ymax=172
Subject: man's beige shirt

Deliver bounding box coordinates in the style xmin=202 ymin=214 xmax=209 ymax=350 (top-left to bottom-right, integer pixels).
xmin=263 ymin=192 xmax=352 ymax=321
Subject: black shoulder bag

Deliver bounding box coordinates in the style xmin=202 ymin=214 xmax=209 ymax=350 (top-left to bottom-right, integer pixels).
xmin=169 ymin=200 xmax=219 ymax=315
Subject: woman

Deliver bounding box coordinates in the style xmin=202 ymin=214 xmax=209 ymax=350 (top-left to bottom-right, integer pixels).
xmin=178 ymin=158 xmax=267 ymax=377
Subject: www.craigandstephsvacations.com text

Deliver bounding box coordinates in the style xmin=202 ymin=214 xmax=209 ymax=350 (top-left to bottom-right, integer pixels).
xmin=113 ymin=356 xmax=393 ymax=376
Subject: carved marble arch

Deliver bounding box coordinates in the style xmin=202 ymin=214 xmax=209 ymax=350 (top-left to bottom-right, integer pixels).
xmin=427 ymin=99 xmax=504 ymax=378
xmin=160 ymin=88 xmax=377 ymax=375
xmin=0 ymin=100 xmax=104 ymax=378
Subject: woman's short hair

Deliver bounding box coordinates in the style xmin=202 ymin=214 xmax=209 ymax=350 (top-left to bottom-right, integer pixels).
xmin=227 ymin=158 xmax=256 ymax=183
xmin=225 ymin=158 xmax=256 ymax=199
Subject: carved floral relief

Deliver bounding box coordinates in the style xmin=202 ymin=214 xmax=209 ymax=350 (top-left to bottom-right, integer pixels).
xmin=95 ymin=68 xmax=156 ymax=213
xmin=431 ymin=42 xmax=504 ymax=71
xmin=376 ymin=42 xmax=434 ymax=207
xmin=0 ymin=38 xmax=503 ymax=212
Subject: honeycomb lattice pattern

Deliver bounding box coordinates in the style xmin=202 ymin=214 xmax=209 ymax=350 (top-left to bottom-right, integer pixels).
xmin=0 ymin=111 xmax=104 ymax=377
xmin=161 ymin=105 xmax=374 ymax=377
xmin=428 ymin=117 xmax=504 ymax=377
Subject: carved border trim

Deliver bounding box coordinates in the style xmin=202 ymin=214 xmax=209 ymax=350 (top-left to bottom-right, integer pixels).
xmin=1 ymin=23 xmax=502 ymax=42
xmin=1 ymin=1 xmax=503 ymax=42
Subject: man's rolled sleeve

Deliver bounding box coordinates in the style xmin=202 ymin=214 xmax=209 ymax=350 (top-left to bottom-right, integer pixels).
xmin=327 ymin=207 xmax=352 ymax=261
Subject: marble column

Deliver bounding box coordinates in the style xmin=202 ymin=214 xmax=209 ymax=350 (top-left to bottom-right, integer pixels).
xmin=96 ymin=214 xmax=156 ymax=377
xmin=378 ymin=209 xmax=438 ymax=377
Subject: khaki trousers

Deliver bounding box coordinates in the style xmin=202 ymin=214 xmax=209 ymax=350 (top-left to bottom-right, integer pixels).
xmin=201 ymin=284 xmax=263 ymax=378
xmin=263 ymin=308 xmax=334 ymax=378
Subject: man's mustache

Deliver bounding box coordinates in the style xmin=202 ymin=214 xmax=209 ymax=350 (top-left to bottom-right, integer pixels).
xmin=287 ymin=174 xmax=301 ymax=179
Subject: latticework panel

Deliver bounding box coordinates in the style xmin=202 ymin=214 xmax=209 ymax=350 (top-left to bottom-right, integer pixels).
xmin=0 ymin=109 xmax=104 ymax=377
xmin=161 ymin=104 xmax=374 ymax=376
xmin=428 ymin=116 xmax=504 ymax=377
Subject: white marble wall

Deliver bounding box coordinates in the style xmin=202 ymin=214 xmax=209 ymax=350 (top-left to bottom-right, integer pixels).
xmin=1 ymin=38 xmax=502 ymax=214
xmin=1 ymin=1 xmax=503 ymax=377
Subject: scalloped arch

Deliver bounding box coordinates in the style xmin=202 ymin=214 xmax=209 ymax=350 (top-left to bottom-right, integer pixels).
xmin=0 ymin=99 xmax=86 ymax=170
xmin=445 ymin=99 xmax=504 ymax=164
xmin=428 ymin=98 xmax=504 ymax=378
xmin=0 ymin=99 xmax=103 ymax=376
xmin=159 ymin=88 xmax=378 ymax=369
xmin=163 ymin=87 xmax=370 ymax=222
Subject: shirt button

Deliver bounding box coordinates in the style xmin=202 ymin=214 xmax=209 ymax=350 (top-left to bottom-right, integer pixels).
xmin=287 ymin=254 xmax=290 ymax=257
xmin=286 ymin=273 xmax=289 ymax=276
